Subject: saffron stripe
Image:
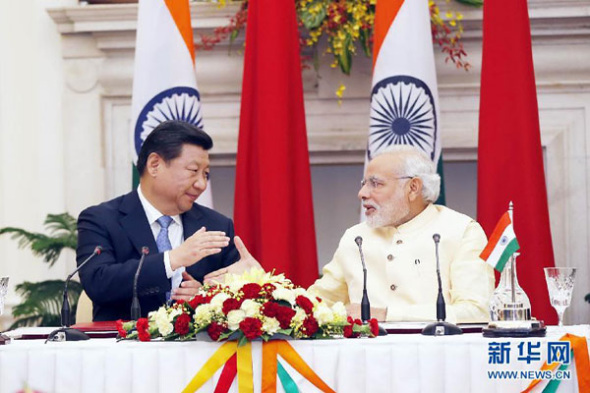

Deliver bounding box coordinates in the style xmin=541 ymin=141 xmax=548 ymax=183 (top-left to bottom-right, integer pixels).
xmin=164 ymin=0 xmax=196 ymax=64
xmin=372 ymin=0 xmax=404 ymax=68
xmin=480 ymin=212 xmax=511 ymax=260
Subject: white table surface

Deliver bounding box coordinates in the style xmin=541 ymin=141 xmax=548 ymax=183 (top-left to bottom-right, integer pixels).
xmin=0 ymin=325 xmax=588 ymax=393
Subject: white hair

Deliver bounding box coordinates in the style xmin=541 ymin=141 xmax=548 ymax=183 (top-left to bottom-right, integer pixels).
xmin=374 ymin=145 xmax=441 ymax=203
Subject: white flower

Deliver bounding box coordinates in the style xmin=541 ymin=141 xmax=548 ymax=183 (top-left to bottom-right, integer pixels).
xmin=331 ymin=302 xmax=348 ymax=324
xmin=240 ymin=299 xmax=261 ymax=318
xmin=292 ymin=308 xmax=307 ymax=326
xmin=210 ymin=292 xmax=231 ymax=313
xmin=313 ymin=303 xmax=334 ymax=326
xmin=262 ymin=317 xmax=281 ymax=335
xmin=227 ymin=309 xmax=246 ymax=331
xmin=193 ymin=304 xmax=213 ymax=328
xmin=293 ymin=287 xmax=307 ymax=297
xmin=153 ymin=307 xmax=173 ymax=336
xmin=272 ymin=287 xmax=296 ymax=305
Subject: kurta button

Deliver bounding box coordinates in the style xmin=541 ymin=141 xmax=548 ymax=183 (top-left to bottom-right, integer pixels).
xmin=390 ymin=284 xmax=397 ymax=291
xmin=396 ymin=239 xmax=403 ymax=245
xmin=387 ymin=254 xmax=394 ymax=261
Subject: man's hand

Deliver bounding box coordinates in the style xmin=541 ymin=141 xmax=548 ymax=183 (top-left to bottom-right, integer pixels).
xmin=204 ymin=236 xmax=262 ymax=284
xmin=346 ymin=303 xmax=387 ymax=322
xmin=169 ymin=227 xmax=230 ymax=270
xmin=171 ymin=271 xmax=202 ymax=301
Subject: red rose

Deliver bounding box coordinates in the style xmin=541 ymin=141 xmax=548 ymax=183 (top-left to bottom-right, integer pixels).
xmin=261 ymin=301 xmax=279 ymax=318
xmin=176 ymin=299 xmax=186 ymax=306
xmin=174 ymin=313 xmax=191 ymax=335
xmin=240 ymin=283 xmax=262 ymax=299
xmin=222 ymin=298 xmax=242 ymax=314
xmin=343 ymin=323 xmax=353 ymax=338
xmin=301 ymin=316 xmax=319 ymax=337
xmin=261 ymin=283 xmax=276 ymax=298
xmin=189 ymin=294 xmax=210 ymax=310
xmin=295 ymin=295 xmax=314 ymax=315
xmin=369 ymin=318 xmax=379 ymax=337
xmin=239 ymin=317 xmax=263 ymax=340
xmin=116 ymin=319 xmax=127 ymax=338
xmin=344 ymin=316 xmax=359 ymax=338
xmin=136 ymin=318 xmax=151 ymax=342
xmin=207 ymin=321 xmax=227 ymax=341
xmin=275 ymin=305 xmax=296 ymax=329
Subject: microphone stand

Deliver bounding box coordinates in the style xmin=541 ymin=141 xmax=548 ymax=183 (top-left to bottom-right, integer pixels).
xmin=46 ymin=246 xmax=103 ymax=343
xmin=355 ymin=236 xmax=388 ymax=336
xmin=130 ymin=247 xmax=149 ymax=320
xmin=422 ymin=234 xmax=462 ymax=336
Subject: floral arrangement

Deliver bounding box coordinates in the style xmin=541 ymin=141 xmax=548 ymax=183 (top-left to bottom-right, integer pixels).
xmin=196 ymin=0 xmax=481 ymax=74
xmin=117 ymin=269 xmax=378 ymax=344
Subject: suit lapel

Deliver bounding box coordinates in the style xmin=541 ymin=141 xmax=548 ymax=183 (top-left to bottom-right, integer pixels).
xmin=181 ymin=204 xmax=204 ymax=239
xmin=119 ymin=191 xmax=158 ymax=255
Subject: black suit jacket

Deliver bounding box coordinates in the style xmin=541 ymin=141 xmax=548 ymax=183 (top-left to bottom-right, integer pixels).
xmin=76 ymin=190 xmax=239 ymax=321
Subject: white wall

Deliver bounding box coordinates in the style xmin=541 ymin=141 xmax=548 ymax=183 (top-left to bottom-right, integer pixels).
xmin=0 ymin=0 xmax=78 ymax=329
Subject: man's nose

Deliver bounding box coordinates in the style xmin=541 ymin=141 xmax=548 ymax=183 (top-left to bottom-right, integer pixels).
xmin=358 ymin=184 xmax=369 ymax=200
xmin=194 ymin=176 xmax=207 ymax=190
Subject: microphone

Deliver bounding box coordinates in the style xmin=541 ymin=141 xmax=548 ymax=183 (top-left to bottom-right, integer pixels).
xmin=354 ymin=236 xmax=371 ymax=322
xmin=46 ymin=245 xmax=103 ymax=343
xmin=422 ymin=234 xmax=462 ymax=336
xmin=354 ymin=236 xmax=387 ymax=336
xmin=130 ymin=247 xmax=149 ymax=320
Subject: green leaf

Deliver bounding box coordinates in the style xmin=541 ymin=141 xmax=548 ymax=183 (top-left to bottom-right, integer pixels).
xmin=298 ymin=3 xmax=327 ymax=30
xmin=9 ymin=280 xmax=83 ymax=329
xmin=338 ymin=34 xmax=353 ymax=75
xmin=0 ymin=212 xmax=77 ymax=266
xmin=238 ymin=334 xmax=249 ymax=347
xmin=454 ymin=0 xmax=483 ymax=6
xmin=359 ymin=28 xmax=372 ymax=58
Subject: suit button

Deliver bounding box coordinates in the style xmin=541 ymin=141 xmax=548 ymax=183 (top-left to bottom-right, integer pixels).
xmin=396 ymin=239 xmax=403 ymax=245
xmin=387 ymin=254 xmax=394 ymax=261
xmin=390 ymin=284 xmax=397 ymax=291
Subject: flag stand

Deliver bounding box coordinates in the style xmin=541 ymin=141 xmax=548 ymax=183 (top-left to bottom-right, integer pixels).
xmin=482 ymin=202 xmax=546 ymax=337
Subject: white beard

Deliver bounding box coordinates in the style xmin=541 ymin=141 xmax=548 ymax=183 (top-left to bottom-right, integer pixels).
xmin=365 ymin=187 xmax=410 ymax=228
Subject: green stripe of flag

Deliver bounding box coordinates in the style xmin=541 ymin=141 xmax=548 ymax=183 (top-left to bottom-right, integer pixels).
xmin=277 ymin=360 xmax=300 ymax=393
xmin=495 ymin=238 xmax=520 ymax=272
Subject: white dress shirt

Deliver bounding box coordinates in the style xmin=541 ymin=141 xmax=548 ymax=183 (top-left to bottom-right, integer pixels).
xmin=137 ymin=186 xmax=185 ymax=287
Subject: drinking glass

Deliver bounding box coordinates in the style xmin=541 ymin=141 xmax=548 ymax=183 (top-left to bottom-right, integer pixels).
xmin=544 ymin=267 xmax=576 ymax=326
xmin=0 ymin=277 xmax=8 ymax=316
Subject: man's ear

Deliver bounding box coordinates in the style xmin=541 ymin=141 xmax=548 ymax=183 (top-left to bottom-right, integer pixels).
xmin=407 ymin=177 xmax=423 ymax=202
xmin=146 ymin=152 xmax=163 ymax=177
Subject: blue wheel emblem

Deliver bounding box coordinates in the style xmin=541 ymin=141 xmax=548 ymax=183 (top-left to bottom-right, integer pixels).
xmin=134 ymin=86 xmax=203 ymax=156
xmin=369 ymin=76 xmax=437 ymax=161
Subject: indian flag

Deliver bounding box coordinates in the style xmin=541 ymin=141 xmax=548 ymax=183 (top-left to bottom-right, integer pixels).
xmin=480 ymin=212 xmax=520 ymax=272
xmin=367 ymin=0 xmax=445 ymax=205
xmin=369 ymin=0 xmax=440 ymax=165
xmin=130 ymin=0 xmax=212 ymax=207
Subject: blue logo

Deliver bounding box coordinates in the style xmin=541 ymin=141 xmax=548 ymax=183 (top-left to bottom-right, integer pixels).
xmin=368 ymin=75 xmax=438 ymax=161
xmin=488 ymin=342 xmax=511 ymax=364
xmin=134 ymin=86 xmax=204 ymax=157
xmin=547 ymin=342 xmax=571 ymax=365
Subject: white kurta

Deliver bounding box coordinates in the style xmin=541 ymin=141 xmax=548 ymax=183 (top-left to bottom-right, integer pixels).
xmin=309 ymin=204 xmax=495 ymax=323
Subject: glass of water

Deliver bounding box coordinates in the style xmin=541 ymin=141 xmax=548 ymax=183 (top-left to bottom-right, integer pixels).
xmin=0 ymin=277 xmax=8 ymax=316
xmin=544 ymin=267 xmax=576 ymax=326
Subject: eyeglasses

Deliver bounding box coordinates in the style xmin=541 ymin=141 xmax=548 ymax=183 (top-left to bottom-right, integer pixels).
xmin=360 ymin=176 xmax=414 ymax=190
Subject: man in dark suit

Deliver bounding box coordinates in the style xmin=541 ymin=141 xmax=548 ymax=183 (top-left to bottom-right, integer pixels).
xmin=77 ymin=120 xmax=257 ymax=321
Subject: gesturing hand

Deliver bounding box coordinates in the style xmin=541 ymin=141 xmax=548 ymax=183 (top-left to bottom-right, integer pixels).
xmin=204 ymin=236 xmax=262 ymax=284
xmin=169 ymin=227 xmax=230 ymax=270
xmin=171 ymin=271 xmax=203 ymax=302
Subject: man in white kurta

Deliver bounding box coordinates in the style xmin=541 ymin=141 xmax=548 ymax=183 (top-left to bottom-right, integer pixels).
xmin=308 ymin=146 xmax=495 ymax=323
